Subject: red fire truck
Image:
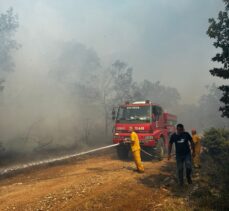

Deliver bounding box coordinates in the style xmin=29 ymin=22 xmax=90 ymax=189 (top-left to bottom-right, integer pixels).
xmin=112 ymin=100 xmax=177 ymax=160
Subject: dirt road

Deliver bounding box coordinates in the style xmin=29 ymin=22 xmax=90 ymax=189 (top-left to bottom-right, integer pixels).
xmin=0 ymin=149 xmax=196 ymax=211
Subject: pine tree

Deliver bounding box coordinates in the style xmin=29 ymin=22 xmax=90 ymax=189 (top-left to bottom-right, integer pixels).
xmin=207 ymin=0 xmax=229 ymax=117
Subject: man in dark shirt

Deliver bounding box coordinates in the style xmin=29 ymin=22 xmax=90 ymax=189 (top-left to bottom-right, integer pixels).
xmin=168 ymin=124 xmax=195 ymax=186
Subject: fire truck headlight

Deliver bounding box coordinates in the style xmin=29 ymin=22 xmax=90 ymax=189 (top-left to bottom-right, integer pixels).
xmin=145 ymin=136 xmax=154 ymax=140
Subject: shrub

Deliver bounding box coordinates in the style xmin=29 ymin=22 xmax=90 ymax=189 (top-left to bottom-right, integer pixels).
xmin=201 ymin=128 xmax=229 ymax=209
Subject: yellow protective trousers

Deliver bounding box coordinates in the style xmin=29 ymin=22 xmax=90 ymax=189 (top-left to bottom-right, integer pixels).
xmin=193 ymin=154 xmax=200 ymax=167
xmin=192 ymin=134 xmax=201 ymax=168
xmin=194 ymin=143 xmax=201 ymax=167
xmin=132 ymin=150 xmax=144 ymax=172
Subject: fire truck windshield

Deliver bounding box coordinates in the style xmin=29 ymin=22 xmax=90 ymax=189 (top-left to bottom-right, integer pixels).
xmin=116 ymin=106 xmax=151 ymax=123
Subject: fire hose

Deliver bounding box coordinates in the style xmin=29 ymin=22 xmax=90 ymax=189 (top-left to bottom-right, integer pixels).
xmin=0 ymin=143 xmax=174 ymax=176
xmin=141 ymin=148 xmax=154 ymax=157
xmin=140 ymin=148 xmax=175 ymax=159
xmin=122 ymin=140 xmax=175 ymax=159
xmin=0 ymin=143 xmax=119 ymax=176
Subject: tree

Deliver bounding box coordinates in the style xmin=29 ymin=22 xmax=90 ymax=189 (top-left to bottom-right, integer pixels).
xmin=0 ymin=8 xmax=19 ymax=77
xmin=175 ymin=84 xmax=229 ymax=131
xmin=198 ymin=84 xmax=229 ymax=129
xmin=132 ymin=80 xmax=180 ymax=109
xmin=50 ymin=41 xmax=101 ymax=101
xmin=201 ymin=128 xmax=229 ymax=209
xmin=0 ymin=8 xmax=19 ymax=158
xmin=110 ymin=60 xmax=133 ymax=104
xmin=99 ymin=60 xmax=134 ymax=136
xmin=207 ymin=0 xmax=229 ymax=117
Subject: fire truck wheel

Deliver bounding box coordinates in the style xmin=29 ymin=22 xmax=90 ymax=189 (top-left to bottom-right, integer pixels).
xmin=155 ymin=138 xmax=165 ymax=161
xmin=116 ymin=145 xmax=129 ymax=160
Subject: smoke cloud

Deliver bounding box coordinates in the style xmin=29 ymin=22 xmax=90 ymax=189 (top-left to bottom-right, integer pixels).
xmin=0 ymin=1 xmax=227 ymax=161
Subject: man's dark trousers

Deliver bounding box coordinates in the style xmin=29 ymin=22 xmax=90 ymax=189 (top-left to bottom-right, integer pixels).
xmin=176 ymin=153 xmax=192 ymax=185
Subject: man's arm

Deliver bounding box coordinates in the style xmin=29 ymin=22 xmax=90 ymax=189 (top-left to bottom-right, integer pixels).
xmin=191 ymin=141 xmax=195 ymax=156
xmin=124 ymin=133 xmax=135 ymax=144
xmin=168 ymin=135 xmax=173 ymax=160
xmin=168 ymin=143 xmax=173 ymax=160
xmin=188 ymin=133 xmax=195 ymax=156
xmin=124 ymin=133 xmax=133 ymax=144
xmin=191 ymin=143 xmax=195 ymax=157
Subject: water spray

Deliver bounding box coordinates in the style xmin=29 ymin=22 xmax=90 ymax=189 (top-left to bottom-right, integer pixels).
xmin=0 ymin=143 xmax=119 ymax=176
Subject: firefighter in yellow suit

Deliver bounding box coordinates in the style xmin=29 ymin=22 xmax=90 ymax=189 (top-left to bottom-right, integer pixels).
xmin=130 ymin=127 xmax=144 ymax=173
xmin=191 ymin=129 xmax=201 ymax=168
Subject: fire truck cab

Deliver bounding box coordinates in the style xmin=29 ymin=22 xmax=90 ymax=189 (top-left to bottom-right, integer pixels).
xmin=112 ymin=100 xmax=177 ymax=160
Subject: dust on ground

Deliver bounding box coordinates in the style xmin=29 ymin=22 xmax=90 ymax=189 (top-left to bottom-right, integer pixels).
xmin=0 ymin=149 xmax=201 ymax=211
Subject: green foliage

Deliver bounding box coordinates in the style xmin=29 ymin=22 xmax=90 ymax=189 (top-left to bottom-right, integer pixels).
xmin=223 ymin=0 xmax=229 ymax=10
xmin=203 ymin=127 xmax=229 ymax=156
xmin=202 ymin=128 xmax=229 ymax=209
xmin=207 ymin=0 xmax=229 ymax=117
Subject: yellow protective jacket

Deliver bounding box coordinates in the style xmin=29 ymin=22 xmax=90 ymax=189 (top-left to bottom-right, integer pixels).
xmin=192 ymin=134 xmax=201 ymax=154
xmin=130 ymin=131 xmax=141 ymax=152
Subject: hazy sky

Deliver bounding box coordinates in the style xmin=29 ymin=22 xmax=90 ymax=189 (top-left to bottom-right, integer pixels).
xmin=0 ymin=0 xmax=225 ymax=103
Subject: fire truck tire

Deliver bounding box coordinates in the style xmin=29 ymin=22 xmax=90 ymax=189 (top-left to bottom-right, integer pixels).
xmin=155 ymin=138 xmax=165 ymax=161
xmin=116 ymin=145 xmax=129 ymax=160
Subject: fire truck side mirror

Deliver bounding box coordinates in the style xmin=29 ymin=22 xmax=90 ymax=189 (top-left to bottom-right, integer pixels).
xmin=112 ymin=109 xmax=116 ymax=120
